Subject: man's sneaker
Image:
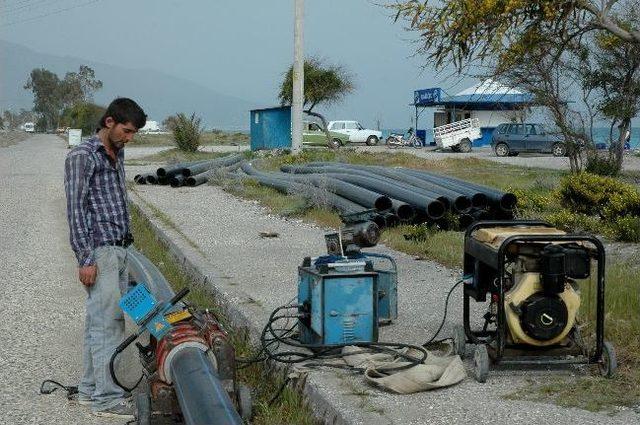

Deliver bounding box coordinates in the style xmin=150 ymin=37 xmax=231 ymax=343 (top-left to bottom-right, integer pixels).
xmin=93 ymin=400 xmax=136 ymax=420
xmin=67 ymin=392 xmax=93 ymax=406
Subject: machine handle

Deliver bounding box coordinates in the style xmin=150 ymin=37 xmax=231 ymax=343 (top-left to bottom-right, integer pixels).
xmin=364 ymin=252 xmax=397 ymax=272
xmin=169 ymin=287 xmax=190 ymax=306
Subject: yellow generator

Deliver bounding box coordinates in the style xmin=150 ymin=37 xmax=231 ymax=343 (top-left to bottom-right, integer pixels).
xmin=453 ymin=220 xmax=616 ymax=382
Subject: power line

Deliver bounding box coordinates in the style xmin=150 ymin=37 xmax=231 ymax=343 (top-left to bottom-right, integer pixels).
xmin=1 ymin=0 xmax=72 ymax=15
xmin=2 ymin=0 xmax=103 ymax=27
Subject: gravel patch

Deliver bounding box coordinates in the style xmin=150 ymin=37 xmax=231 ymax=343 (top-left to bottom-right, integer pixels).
xmin=128 ymin=169 xmax=639 ymax=425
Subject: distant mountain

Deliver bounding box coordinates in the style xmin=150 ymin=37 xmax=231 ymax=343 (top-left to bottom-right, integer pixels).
xmin=0 ymin=40 xmax=256 ymax=130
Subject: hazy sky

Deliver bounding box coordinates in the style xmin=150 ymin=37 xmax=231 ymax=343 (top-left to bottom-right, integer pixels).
xmin=1 ymin=0 xmax=475 ymax=129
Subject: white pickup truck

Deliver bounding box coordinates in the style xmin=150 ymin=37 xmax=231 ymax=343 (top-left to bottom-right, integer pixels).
xmin=433 ymin=118 xmax=481 ymax=152
xmin=327 ymin=120 xmax=382 ymax=145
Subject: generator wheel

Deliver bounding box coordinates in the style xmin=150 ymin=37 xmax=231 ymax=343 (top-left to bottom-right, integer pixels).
xmin=135 ymin=392 xmax=151 ymax=425
xmin=238 ymin=384 xmax=253 ymax=421
xmin=473 ymin=344 xmax=490 ymax=383
xmin=598 ymin=341 xmax=617 ymax=378
xmin=453 ymin=325 xmax=466 ymax=356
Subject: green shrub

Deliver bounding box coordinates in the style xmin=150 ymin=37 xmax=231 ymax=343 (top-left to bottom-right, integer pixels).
xmin=610 ymin=216 xmax=640 ymax=242
xmin=172 ymin=113 xmax=202 ymax=152
xmin=507 ymin=187 xmax=554 ymax=213
xmin=584 ymin=152 xmax=620 ymax=176
xmin=546 ymin=210 xmax=601 ymax=233
xmin=558 ymin=172 xmax=640 ymax=218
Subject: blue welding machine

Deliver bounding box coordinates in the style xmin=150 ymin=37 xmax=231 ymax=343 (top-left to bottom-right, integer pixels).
xmin=364 ymin=253 xmax=398 ymax=325
xmin=297 ymin=256 xmax=378 ymax=346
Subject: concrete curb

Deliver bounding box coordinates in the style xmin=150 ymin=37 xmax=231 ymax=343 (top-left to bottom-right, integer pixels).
xmin=129 ymin=192 xmax=352 ymax=425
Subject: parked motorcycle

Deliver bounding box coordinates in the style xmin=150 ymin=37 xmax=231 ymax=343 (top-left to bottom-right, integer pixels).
xmin=386 ymin=128 xmax=423 ymax=149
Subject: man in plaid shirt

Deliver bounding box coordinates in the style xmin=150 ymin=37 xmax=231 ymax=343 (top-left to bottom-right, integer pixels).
xmin=64 ymin=98 xmax=146 ymax=420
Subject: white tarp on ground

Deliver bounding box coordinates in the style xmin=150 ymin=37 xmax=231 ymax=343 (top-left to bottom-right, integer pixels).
xmin=342 ymin=346 xmax=467 ymax=394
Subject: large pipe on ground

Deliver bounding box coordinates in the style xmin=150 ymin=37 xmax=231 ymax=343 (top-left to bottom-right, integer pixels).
xmin=397 ymin=168 xmax=489 ymax=209
xmin=170 ymin=347 xmax=243 ymax=425
xmin=303 ymin=162 xmax=487 ymax=209
xmin=240 ymin=162 xmax=393 ymax=211
xmin=402 ymin=168 xmax=516 ymax=211
xmin=170 ymin=174 xmax=185 ymax=187
xmin=183 ymin=154 xmax=246 ymax=177
xmin=300 ymin=172 xmax=446 ymax=220
xmin=281 ymin=164 xmax=452 ymax=211
xmin=185 ymin=155 xmax=247 ymax=186
xmin=157 ymin=160 xmax=209 ymax=178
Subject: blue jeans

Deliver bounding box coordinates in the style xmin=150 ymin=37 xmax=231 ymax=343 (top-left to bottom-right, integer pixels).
xmin=77 ymin=245 xmax=130 ymax=412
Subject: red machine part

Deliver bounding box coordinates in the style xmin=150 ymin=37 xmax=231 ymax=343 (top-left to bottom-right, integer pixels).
xmin=152 ymin=312 xmax=237 ymax=400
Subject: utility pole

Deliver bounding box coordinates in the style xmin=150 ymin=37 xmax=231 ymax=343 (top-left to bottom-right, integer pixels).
xmin=291 ymin=0 xmax=304 ymax=154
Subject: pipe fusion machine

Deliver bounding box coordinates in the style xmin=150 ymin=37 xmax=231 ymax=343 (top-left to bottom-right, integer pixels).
xmin=297 ymin=215 xmax=398 ymax=346
xmin=115 ymin=283 xmax=251 ymax=425
xmin=454 ymin=221 xmax=617 ymax=382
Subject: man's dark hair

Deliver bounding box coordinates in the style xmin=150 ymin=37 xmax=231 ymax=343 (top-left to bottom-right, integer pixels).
xmin=99 ymin=98 xmax=147 ymax=130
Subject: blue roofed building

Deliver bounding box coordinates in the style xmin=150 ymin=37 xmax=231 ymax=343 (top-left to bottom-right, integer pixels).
xmin=413 ymin=79 xmax=534 ymax=146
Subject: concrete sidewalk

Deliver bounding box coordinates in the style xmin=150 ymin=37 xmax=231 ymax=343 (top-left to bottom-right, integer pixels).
xmin=127 ymin=165 xmax=639 ymax=425
xmin=0 ymin=134 xmax=134 ymax=425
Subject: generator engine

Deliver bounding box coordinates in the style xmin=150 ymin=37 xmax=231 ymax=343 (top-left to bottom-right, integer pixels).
xmin=503 ymin=244 xmax=589 ymax=346
xmin=457 ymin=220 xmax=616 ymax=382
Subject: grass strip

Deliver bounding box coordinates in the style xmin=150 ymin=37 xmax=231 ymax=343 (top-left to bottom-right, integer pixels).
xmin=128 ymin=149 xmax=231 ymax=164
xmin=133 ymin=131 xmax=249 ymax=147
xmin=130 ymin=204 xmax=318 ymax=425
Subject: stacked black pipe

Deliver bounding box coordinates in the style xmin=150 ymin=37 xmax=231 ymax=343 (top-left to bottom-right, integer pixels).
xmin=134 ymin=154 xmax=245 ymax=188
xmin=236 ymin=161 xmax=516 ymax=230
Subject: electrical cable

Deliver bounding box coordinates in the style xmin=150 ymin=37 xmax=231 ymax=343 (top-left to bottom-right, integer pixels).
xmin=3 ymin=0 xmax=103 ymax=27
xmin=39 ymin=380 xmax=78 ymax=399
xmin=256 ymin=304 xmax=429 ymax=373
xmin=109 ymin=345 xmax=144 ymax=393
xmin=422 ymin=279 xmax=464 ymax=346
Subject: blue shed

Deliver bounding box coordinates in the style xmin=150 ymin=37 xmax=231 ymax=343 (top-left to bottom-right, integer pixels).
xmin=250 ymin=106 xmax=292 ymax=151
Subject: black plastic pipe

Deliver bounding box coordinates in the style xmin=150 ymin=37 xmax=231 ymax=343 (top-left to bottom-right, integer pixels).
xmin=389 ymin=199 xmax=415 ymax=221
xmin=170 ymin=347 xmax=243 ymax=425
xmin=281 ymin=164 xmax=452 ymax=211
xmin=403 ymin=168 xmax=516 ymax=211
xmin=383 ymin=212 xmax=401 ymax=228
xmin=397 ymin=168 xmax=489 ymax=209
xmin=157 ymin=160 xmax=209 ymax=178
xmin=364 ymin=167 xmax=471 ymax=212
xmin=170 ymin=174 xmax=185 ymax=187
xmin=186 ymin=156 xmax=246 ymax=186
xmin=241 ymin=163 xmax=393 ymax=211
xmin=134 ymin=174 xmax=152 ymax=185
xmin=301 ymin=172 xmax=446 ymax=220
xmin=145 ymin=174 xmax=157 ymax=184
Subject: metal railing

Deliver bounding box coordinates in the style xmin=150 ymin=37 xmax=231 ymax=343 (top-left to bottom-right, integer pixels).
xmin=433 ymin=118 xmax=479 ymax=138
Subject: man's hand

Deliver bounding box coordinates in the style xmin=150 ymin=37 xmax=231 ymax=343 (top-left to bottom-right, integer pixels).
xmin=79 ymin=265 xmax=97 ymax=287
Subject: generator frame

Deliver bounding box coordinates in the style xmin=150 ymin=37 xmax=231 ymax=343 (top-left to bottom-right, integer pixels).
xmin=459 ymin=220 xmax=612 ymax=381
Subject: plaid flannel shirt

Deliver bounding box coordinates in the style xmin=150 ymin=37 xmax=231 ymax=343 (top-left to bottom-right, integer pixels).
xmin=64 ymin=136 xmax=130 ymax=266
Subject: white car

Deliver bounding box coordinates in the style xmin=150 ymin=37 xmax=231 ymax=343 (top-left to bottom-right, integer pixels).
xmin=327 ymin=120 xmax=382 ymax=145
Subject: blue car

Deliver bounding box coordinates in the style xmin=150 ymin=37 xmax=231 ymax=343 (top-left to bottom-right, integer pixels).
xmin=491 ymin=123 xmax=565 ymax=157
xmin=595 ymin=142 xmax=631 ymax=150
